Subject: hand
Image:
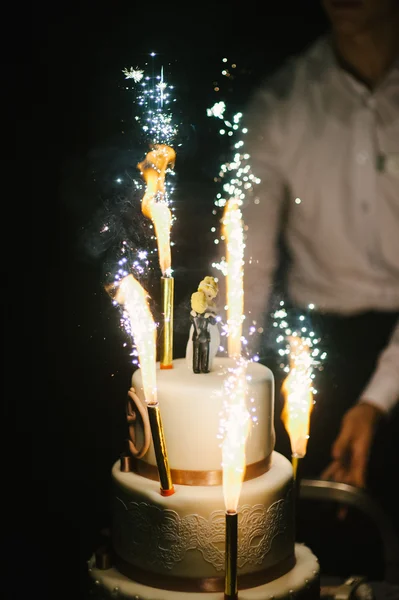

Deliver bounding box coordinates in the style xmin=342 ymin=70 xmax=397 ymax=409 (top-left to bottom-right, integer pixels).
xmin=321 ymin=402 xmax=384 ymax=520
xmin=321 ymin=402 xmax=384 ymax=489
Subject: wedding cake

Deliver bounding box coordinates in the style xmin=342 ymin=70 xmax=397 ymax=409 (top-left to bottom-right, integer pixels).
xmin=87 ymin=276 xmax=320 ymax=599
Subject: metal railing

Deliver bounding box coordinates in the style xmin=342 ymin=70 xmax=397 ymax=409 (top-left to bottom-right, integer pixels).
xmin=300 ymin=478 xmax=399 ymax=584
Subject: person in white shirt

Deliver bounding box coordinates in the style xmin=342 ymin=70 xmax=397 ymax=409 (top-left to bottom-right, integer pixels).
xmin=241 ymin=0 xmax=399 ymax=520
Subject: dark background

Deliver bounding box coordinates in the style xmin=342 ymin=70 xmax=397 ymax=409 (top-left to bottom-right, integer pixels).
xmin=11 ymin=2 xmax=335 ymax=599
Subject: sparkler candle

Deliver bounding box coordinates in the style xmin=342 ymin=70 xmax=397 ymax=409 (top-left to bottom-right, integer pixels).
xmin=222 ymin=199 xmax=244 ymax=359
xmin=224 ymin=510 xmax=238 ymax=600
xmin=221 ymin=197 xmax=247 ymax=598
xmin=137 ymin=144 xmax=176 ymax=369
xmin=281 ymin=336 xmax=314 ymax=481
xmin=160 ymin=275 xmax=174 ymax=369
xmin=107 ymin=274 xmax=174 ymax=496
xmin=222 ymin=360 xmax=251 ymax=600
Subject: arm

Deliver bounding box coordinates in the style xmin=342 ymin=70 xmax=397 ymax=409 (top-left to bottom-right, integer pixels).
xmin=360 ymin=319 xmax=399 ymax=413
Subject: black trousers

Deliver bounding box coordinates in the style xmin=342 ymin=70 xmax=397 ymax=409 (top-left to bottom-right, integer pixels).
xmin=263 ymin=309 xmax=399 ymax=580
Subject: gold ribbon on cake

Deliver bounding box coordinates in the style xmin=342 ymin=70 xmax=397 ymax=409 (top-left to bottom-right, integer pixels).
xmin=128 ymin=454 xmax=272 ymax=486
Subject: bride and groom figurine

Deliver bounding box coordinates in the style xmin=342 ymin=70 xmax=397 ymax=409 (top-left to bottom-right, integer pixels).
xmin=186 ymin=276 xmax=220 ymax=374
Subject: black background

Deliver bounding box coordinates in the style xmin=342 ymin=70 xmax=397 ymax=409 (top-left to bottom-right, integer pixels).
xmin=11 ymin=2 xmax=332 ymax=599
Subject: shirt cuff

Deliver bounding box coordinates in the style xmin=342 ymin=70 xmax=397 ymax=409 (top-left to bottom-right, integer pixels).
xmin=360 ymin=366 xmax=399 ymax=413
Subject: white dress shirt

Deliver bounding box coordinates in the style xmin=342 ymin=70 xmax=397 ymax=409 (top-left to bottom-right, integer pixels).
xmin=242 ymin=35 xmax=399 ymax=413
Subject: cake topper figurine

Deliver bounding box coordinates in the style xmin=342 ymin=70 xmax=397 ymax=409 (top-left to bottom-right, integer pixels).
xmin=186 ymin=276 xmax=220 ymax=373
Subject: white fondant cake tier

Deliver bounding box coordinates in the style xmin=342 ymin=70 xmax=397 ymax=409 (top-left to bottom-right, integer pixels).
xmin=112 ymin=452 xmax=295 ymax=585
xmin=131 ymin=357 xmax=275 ymax=473
xmin=88 ymin=543 xmax=320 ymax=600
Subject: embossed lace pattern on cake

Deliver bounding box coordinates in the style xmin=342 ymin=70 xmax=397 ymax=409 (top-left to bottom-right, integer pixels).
xmin=114 ymin=491 xmax=293 ymax=572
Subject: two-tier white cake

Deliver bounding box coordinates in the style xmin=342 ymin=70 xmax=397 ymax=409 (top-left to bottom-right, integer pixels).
xmin=88 ymin=353 xmax=320 ymax=599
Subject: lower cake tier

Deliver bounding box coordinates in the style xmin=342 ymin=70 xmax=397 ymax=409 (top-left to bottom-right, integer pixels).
xmin=88 ymin=543 xmax=320 ymax=600
xmin=111 ymin=452 xmax=295 ymax=586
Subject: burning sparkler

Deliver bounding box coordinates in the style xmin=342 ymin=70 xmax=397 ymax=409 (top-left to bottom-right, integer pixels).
xmin=220 ymin=191 xmax=250 ymax=599
xmin=99 ymin=57 xmax=179 ymax=371
xmin=281 ymin=336 xmax=314 ymax=480
xmin=106 ymin=274 xmax=174 ymax=496
xmin=126 ymin=57 xmax=178 ymax=369
xmin=137 ymin=144 xmax=175 ymax=275
xmin=137 ymin=143 xmax=175 ymax=369
xmin=274 ymin=303 xmax=326 ymax=480
xmin=207 ymin=61 xmax=263 ymax=361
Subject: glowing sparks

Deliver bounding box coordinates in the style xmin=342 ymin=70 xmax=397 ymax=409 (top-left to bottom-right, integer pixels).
xmin=122 ymin=67 xmax=144 ymax=82
xmin=137 ymin=144 xmax=175 ymax=276
xmin=219 ymin=192 xmax=249 ymax=513
xmin=99 ymin=58 xmax=180 ymax=312
xmin=208 ymin=61 xmax=260 ymax=346
xmin=108 ymin=274 xmax=157 ymax=405
xmin=222 ymin=199 xmax=244 ymax=358
xmin=131 ymin=60 xmax=178 ymax=146
xmin=207 ymin=101 xmax=226 ymax=119
xmin=281 ymin=337 xmax=314 ymax=458
xmin=272 ymin=300 xmax=326 ymax=459
xmin=272 ymin=301 xmax=326 ymax=383
xmin=130 ymin=60 xmax=178 ymax=243
xmin=221 ymin=358 xmax=251 ymax=512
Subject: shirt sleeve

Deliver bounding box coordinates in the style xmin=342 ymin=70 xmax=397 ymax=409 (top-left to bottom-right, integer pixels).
xmin=240 ymin=84 xmax=288 ymax=350
xmin=360 ymin=319 xmax=399 ymax=413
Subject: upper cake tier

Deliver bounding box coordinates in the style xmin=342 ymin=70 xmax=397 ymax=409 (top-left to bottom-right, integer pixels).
xmin=130 ymin=356 xmax=275 ymax=480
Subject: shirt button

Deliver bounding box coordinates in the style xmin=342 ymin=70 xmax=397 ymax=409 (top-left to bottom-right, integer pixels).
xmin=361 ymin=201 xmax=370 ymax=213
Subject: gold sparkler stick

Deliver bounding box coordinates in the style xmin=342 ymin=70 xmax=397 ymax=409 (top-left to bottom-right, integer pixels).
xmin=292 ymin=455 xmax=300 ymax=481
xmin=224 ymin=510 xmax=238 ymax=600
xmin=221 ymin=197 xmax=247 ymax=598
xmin=160 ymin=275 xmax=174 ymax=369
xmin=147 ymin=402 xmax=174 ymax=496
xmin=291 ymin=454 xmax=302 ymax=530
